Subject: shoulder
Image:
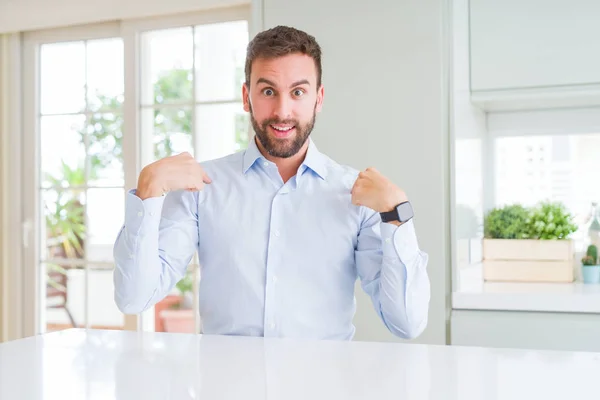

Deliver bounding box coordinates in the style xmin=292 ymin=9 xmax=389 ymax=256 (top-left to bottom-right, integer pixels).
xmin=197 ymin=150 xmax=244 ymax=177
xmin=319 ymin=152 xmax=361 ymax=191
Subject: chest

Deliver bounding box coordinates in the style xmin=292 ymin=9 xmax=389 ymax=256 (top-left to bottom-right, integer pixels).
xmin=196 ymin=174 xmax=362 ymax=259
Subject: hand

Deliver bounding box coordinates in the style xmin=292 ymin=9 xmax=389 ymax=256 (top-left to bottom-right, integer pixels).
xmin=351 ymin=167 xmax=408 ymax=213
xmin=136 ymin=152 xmax=212 ymax=200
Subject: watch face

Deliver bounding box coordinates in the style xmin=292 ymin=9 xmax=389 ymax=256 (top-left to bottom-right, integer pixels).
xmin=397 ymin=202 xmax=414 ymax=221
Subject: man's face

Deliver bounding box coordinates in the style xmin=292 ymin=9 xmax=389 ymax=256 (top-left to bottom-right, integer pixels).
xmin=243 ymin=53 xmax=324 ymax=158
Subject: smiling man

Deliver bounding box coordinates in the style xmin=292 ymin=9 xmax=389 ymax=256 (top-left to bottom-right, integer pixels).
xmin=113 ymin=25 xmax=431 ymax=341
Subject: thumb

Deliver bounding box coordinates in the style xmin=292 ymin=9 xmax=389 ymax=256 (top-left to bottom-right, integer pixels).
xmin=202 ymin=173 xmax=212 ymax=184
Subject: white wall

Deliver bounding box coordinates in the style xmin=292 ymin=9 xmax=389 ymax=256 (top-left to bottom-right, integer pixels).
xmin=0 ymin=0 xmax=247 ymax=33
xmin=258 ymin=0 xmax=451 ymax=344
xmin=470 ymin=0 xmax=600 ymax=92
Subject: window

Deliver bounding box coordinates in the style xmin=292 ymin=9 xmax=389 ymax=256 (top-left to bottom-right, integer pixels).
xmin=139 ymin=20 xmax=249 ymax=164
xmin=494 ymin=134 xmax=600 ymax=251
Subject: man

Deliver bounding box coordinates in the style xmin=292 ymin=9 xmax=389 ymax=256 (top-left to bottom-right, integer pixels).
xmin=113 ymin=25 xmax=430 ymax=341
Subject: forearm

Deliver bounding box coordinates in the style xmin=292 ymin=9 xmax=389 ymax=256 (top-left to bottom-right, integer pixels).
xmin=113 ymin=190 xmax=198 ymax=314
xmin=113 ymin=195 xmax=168 ymax=314
xmin=377 ymin=220 xmax=430 ymax=339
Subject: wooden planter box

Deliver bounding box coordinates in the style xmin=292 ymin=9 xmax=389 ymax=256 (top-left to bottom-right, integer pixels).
xmin=483 ymin=239 xmax=574 ymax=283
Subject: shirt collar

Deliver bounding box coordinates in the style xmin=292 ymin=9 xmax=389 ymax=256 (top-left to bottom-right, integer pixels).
xmin=242 ymin=136 xmax=328 ymax=180
xmin=242 ymin=136 xmax=264 ymax=174
xmin=301 ymin=138 xmax=328 ymax=180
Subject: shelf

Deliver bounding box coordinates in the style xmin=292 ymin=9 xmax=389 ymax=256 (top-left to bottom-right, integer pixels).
xmin=453 ymin=264 xmax=600 ymax=314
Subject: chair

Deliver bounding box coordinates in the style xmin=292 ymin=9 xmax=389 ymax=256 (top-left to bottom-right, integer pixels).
xmin=46 ymin=269 xmax=77 ymax=327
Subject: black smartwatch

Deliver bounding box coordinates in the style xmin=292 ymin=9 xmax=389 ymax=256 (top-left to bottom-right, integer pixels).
xmin=380 ymin=201 xmax=414 ymax=223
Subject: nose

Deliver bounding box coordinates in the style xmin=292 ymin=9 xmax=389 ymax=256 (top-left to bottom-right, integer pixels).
xmin=273 ymin=95 xmax=292 ymax=121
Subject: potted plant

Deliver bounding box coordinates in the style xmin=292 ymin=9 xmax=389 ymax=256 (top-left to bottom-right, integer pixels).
xmin=158 ymin=272 xmax=196 ymax=333
xmin=581 ymin=245 xmax=600 ymax=284
xmin=483 ymin=201 xmax=578 ymax=283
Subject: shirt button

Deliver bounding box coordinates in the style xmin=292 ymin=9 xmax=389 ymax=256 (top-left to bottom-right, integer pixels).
xmin=263 ymin=161 xmax=268 ymax=167
xmin=137 ymin=211 xmax=143 ymax=217
xmin=272 ymin=276 xmax=278 ymax=283
xmin=273 ymin=230 xmax=280 ymax=237
xmin=385 ymin=238 xmax=391 ymax=243
xmin=149 ymin=211 xmax=154 ymax=216
xmin=270 ymin=322 xmax=276 ymax=330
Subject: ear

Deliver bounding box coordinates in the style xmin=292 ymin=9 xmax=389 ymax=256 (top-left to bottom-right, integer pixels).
xmin=315 ymin=84 xmax=324 ymax=113
xmin=242 ymin=82 xmax=251 ymax=112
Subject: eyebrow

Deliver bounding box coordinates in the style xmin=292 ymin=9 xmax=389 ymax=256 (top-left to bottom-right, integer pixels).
xmin=256 ymin=78 xmax=311 ymax=88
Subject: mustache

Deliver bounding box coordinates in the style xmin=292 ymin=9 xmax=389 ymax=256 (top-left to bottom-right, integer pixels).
xmin=262 ymin=118 xmax=299 ymax=127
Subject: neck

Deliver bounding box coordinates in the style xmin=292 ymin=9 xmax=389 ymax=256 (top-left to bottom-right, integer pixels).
xmin=255 ymin=137 xmax=309 ymax=183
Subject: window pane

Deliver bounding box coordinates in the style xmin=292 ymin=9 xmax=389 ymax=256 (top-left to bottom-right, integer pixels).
xmin=88 ymin=264 xmax=124 ymax=330
xmin=87 ymin=188 xmax=124 ymax=262
xmin=141 ymin=27 xmax=193 ymax=106
xmin=87 ymin=112 xmax=124 ymax=186
xmin=44 ymin=263 xmax=85 ymax=332
xmin=195 ymin=103 xmax=249 ymax=161
xmin=41 ymin=42 xmax=86 ymax=115
xmin=194 ymin=20 xmax=248 ymax=102
xmin=41 ymin=115 xmax=86 ymax=188
xmin=87 ymin=38 xmax=124 ymax=112
xmin=495 ymin=134 xmax=600 ymax=248
xmin=142 ymin=107 xmax=193 ymax=161
xmin=42 ymin=189 xmax=86 ymax=261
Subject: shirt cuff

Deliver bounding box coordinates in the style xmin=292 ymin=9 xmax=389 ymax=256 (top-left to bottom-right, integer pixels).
xmin=124 ymin=189 xmax=166 ymax=235
xmin=380 ymin=219 xmax=420 ymax=264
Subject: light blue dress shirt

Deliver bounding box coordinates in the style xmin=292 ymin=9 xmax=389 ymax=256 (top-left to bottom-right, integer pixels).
xmin=113 ymin=138 xmax=430 ymax=340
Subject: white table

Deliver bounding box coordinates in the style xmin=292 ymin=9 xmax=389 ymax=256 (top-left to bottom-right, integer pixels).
xmin=1 ymin=329 xmax=600 ymax=399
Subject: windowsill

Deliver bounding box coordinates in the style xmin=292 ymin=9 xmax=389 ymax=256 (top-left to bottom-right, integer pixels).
xmin=453 ymin=263 xmax=600 ymax=314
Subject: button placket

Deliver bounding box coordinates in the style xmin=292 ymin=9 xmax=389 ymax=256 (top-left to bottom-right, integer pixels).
xmin=264 ymin=192 xmax=281 ymax=336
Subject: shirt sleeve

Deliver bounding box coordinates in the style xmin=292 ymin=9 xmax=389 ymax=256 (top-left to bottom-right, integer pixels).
xmin=354 ymin=208 xmax=431 ymax=339
xmin=113 ymin=189 xmax=199 ymax=314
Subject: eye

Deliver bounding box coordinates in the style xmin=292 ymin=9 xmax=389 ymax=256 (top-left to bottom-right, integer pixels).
xmin=293 ymin=89 xmax=305 ymax=97
xmin=262 ymin=88 xmax=275 ymax=96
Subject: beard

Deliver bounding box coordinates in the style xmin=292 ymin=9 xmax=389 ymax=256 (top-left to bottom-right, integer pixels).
xmin=250 ymin=103 xmax=317 ymax=158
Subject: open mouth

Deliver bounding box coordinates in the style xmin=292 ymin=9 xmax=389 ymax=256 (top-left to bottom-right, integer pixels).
xmin=269 ymin=124 xmax=296 ymax=138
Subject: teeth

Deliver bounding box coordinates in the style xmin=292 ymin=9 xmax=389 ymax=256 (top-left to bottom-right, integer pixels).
xmin=271 ymin=125 xmax=293 ymax=132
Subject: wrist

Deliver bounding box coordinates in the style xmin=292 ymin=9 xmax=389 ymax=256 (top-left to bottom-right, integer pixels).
xmin=383 ymin=190 xmax=408 ymax=212
xmin=136 ymin=166 xmax=164 ymax=200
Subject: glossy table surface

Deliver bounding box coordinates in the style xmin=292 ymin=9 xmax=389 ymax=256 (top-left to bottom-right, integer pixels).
xmin=1 ymin=329 xmax=600 ymax=399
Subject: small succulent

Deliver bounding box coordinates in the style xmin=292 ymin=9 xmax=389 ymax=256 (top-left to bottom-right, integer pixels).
xmin=583 ymin=244 xmax=598 ymax=266
xmin=582 ymin=255 xmax=597 ymax=266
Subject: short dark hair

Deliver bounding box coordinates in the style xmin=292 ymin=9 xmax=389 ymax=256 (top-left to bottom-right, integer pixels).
xmin=245 ymin=25 xmax=323 ymax=88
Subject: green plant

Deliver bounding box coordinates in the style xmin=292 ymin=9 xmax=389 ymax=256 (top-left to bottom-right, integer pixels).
xmin=523 ymin=201 xmax=578 ymax=240
xmin=167 ymin=271 xmax=195 ymax=310
xmin=583 ymin=244 xmax=598 ymax=265
xmin=484 ymin=204 xmax=530 ymax=239
xmin=175 ymin=273 xmax=194 ymax=295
